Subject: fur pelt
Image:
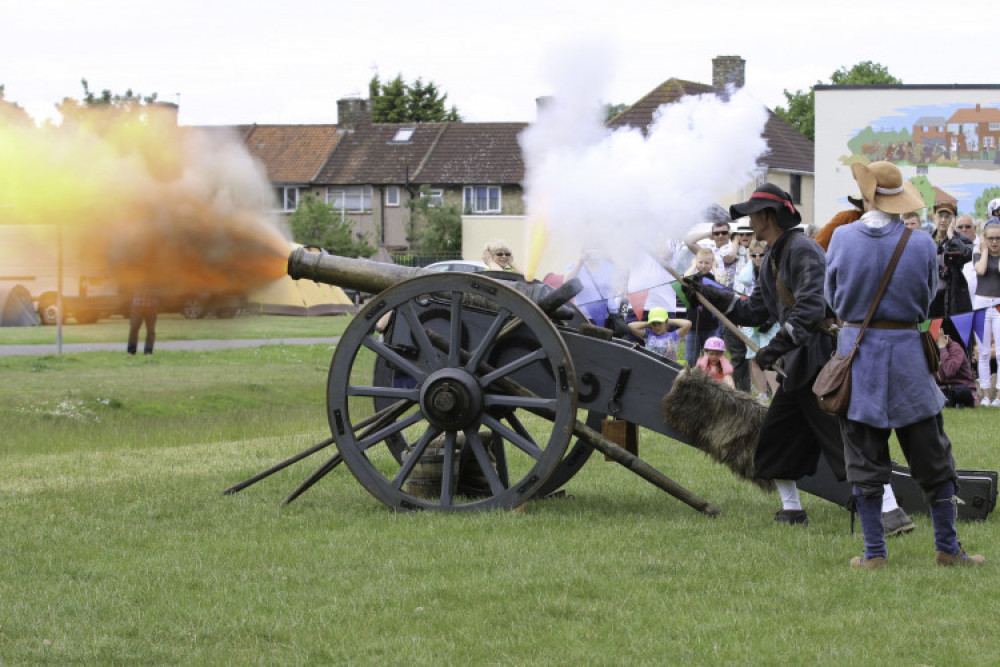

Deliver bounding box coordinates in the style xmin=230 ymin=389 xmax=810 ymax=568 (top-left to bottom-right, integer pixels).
xmin=661 ymin=368 xmax=775 ymax=492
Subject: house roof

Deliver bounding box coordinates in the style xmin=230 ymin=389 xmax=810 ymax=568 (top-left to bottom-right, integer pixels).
xmin=315 ymin=122 xmax=447 ymax=185
xmin=315 ymin=121 xmax=528 ymax=186
xmin=915 ymin=117 xmax=947 ymax=126
xmin=946 ymin=106 xmax=1000 ymax=124
xmin=607 ymin=79 xmax=717 ymax=130
xmin=414 ymin=123 xmax=527 ymax=184
xmin=241 ymin=124 xmax=342 ymax=184
xmin=931 ymin=186 xmax=956 ymax=204
xmin=606 ymin=77 xmax=814 ymax=173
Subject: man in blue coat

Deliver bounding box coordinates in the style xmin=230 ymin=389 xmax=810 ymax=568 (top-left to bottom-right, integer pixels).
xmin=686 ymin=185 xmax=912 ymax=533
xmin=826 ymin=161 xmax=985 ymax=568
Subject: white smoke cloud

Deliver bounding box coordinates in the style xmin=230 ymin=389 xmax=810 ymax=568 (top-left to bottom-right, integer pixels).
xmin=520 ymin=42 xmax=769 ymax=275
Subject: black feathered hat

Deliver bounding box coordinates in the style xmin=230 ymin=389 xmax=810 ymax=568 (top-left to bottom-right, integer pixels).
xmin=729 ymin=183 xmax=802 ymax=229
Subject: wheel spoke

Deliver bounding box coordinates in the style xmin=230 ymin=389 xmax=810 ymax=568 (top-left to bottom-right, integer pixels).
xmin=351 ymin=398 xmax=413 ymax=432
xmin=490 ymin=428 xmax=510 ymax=487
xmin=347 ymin=385 xmax=421 ymax=401
xmin=361 ymin=334 xmax=427 ymax=382
xmin=399 ymin=300 xmax=443 ymax=372
xmin=480 ymin=413 xmax=544 ymax=460
xmin=477 ymin=348 xmax=548 ymax=387
xmin=440 ymin=432 xmax=457 ymax=507
xmin=390 ymin=425 xmax=441 ymax=489
xmin=483 ymin=394 xmax=558 ymax=411
xmin=356 ymin=411 xmax=426 ymax=451
xmin=463 ymin=428 xmax=506 ymax=495
xmin=448 ymin=291 xmax=462 ymax=366
xmin=464 ymin=307 xmax=511 ymax=373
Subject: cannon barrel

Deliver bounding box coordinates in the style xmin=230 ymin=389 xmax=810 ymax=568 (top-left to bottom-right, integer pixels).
xmin=288 ymin=246 xmax=428 ymax=296
xmin=287 ymin=247 xmax=583 ymax=318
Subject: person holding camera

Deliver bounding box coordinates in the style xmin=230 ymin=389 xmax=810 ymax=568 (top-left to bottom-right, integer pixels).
xmin=928 ymin=201 xmax=974 ymax=318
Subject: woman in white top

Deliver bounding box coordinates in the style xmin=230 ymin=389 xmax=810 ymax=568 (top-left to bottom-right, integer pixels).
xmin=973 ymin=219 xmax=1000 ymax=406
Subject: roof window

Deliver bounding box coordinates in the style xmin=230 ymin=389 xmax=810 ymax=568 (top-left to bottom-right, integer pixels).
xmin=391 ymin=128 xmax=415 ymax=143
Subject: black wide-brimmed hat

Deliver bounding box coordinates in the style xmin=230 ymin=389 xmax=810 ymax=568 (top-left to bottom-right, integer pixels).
xmin=729 ymin=183 xmax=802 ymax=229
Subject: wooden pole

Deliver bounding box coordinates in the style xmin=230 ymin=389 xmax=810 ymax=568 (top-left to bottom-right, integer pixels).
xmin=650 ymin=253 xmax=786 ymax=378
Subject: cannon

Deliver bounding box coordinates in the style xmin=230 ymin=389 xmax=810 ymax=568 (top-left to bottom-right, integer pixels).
xmin=225 ymin=247 xmax=769 ymax=514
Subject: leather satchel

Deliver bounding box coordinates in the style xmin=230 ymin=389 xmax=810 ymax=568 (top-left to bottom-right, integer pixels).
xmin=813 ymin=228 xmax=913 ymax=416
xmin=920 ymin=329 xmax=941 ymax=374
xmin=812 ymin=348 xmax=856 ymax=416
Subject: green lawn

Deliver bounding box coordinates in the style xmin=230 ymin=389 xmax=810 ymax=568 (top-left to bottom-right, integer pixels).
xmin=2 ymin=344 xmax=998 ymax=664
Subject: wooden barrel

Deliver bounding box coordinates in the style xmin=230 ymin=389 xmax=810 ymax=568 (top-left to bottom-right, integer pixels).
xmin=404 ymin=445 xmax=458 ymax=499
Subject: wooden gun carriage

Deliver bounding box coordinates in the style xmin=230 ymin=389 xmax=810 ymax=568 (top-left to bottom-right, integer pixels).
xmin=226 ymin=247 xmax=740 ymax=514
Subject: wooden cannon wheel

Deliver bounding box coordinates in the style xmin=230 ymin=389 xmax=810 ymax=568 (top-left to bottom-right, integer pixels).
xmin=327 ymin=273 xmax=578 ymax=511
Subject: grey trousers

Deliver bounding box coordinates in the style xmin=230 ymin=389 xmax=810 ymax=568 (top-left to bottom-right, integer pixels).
xmin=840 ymin=413 xmax=957 ymax=499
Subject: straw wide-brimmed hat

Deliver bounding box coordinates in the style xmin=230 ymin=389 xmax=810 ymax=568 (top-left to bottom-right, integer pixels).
xmin=850 ymin=161 xmax=925 ymax=214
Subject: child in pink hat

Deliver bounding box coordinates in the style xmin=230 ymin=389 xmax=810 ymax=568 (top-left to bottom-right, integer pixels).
xmin=696 ymin=336 xmax=734 ymax=387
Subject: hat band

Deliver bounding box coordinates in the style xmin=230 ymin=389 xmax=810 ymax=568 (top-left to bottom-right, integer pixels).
xmin=751 ymin=191 xmax=797 ymax=214
xmin=875 ymin=184 xmax=904 ymax=195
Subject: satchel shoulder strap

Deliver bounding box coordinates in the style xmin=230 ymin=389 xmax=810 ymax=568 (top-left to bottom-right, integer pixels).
xmin=852 ymin=227 xmax=912 ymax=347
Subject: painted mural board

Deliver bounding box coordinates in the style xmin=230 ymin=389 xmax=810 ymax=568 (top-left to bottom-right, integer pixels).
xmin=814 ymin=85 xmax=1000 ymax=227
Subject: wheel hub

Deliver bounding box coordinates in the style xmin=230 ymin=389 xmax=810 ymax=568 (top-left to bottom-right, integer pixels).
xmin=420 ymin=368 xmax=483 ymax=431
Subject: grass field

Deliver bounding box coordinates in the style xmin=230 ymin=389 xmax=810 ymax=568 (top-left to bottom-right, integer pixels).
xmin=1 ymin=331 xmax=998 ymax=664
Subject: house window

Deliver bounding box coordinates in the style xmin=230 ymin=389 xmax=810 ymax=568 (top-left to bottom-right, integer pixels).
xmin=420 ymin=189 xmax=445 ymax=207
xmin=392 ymin=128 xmax=415 ymax=143
xmin=984 ymin=136 xmax=996 ymax=149
xmin=463 ymin=186 xmax=501 ymax=213
xmin=789 ymin=174 xmax=802 ymax=204
xmin=990 ymin=123 xmax=1000 ymax=131
xmin=276 ymin=186 xmax=299 ymax=212
xmin=327 ymin=186 xmax=372 ymax=212
xmin=385 ymin=186 xmax=401 ymax=207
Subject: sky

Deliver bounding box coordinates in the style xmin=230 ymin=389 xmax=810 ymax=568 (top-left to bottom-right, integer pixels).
xmin=2 ymin=0 xmax=998 ymax=128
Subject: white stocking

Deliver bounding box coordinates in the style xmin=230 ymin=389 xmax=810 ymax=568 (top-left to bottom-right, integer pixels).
xmin=881 ymin=483 xmax=899 ymax=512
xmin=775 ymin=479 xmax=802 ymax=510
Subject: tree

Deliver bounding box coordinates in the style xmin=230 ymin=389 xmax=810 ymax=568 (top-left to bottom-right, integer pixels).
xmin=370 ymin=74 xmax=461 ymax=123
xmin=57 ymin=78 xmax=158 ymax=120
xmin=407 ymin=186 xmax=462 ymax=252
xmin=909 ymin=175 xmax=938 ymax=211
xmin=289 ymin=194 xmax=375 ymax=258
xmin=775 ymin=61 xmax=901 ymax=141
xmin=975 ymin=186 xmax=1000 ymax=219
xmin=0 ymin=84 xmax=33 ymax=126
xmin=605 ymin=103 xmax=628 ymax=122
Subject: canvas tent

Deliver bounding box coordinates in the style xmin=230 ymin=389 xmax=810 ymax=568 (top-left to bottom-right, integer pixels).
xmin=246 ymin=274 xmax=357 ymax=316
xmin=0 ymin=284 xmax=40 ymax=326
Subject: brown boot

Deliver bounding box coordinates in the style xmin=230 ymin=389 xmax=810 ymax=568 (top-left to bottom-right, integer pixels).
xmin=935 ymin=548 xmax=986 ymax=566
xmin=850 ymin=556 xmax=886 ymax=569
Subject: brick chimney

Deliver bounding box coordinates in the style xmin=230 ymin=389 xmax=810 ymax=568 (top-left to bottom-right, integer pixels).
xmin=712 ymin=56 xmax=746 ymax=90
xmin=337 ymin=97 xmax=370 ymax=130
